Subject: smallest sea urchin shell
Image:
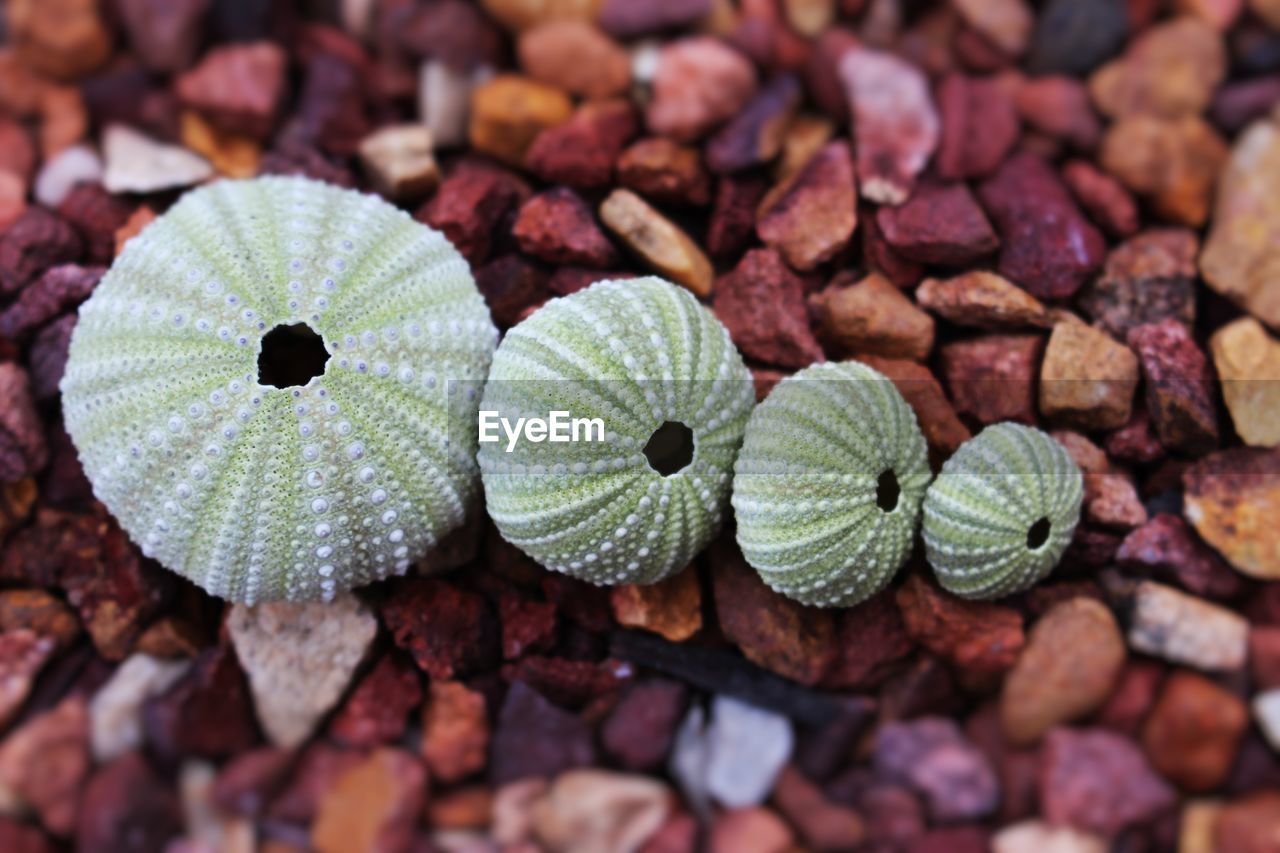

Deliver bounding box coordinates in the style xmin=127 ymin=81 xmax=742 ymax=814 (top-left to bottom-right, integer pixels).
xmin=922 ymin=423 xmax=1083 ymax=600
xmin=732 ymin=360 xmax=932 ymax=608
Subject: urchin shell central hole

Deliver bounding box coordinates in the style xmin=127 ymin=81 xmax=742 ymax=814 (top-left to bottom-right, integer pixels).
xmin=876 ymin=469 xmax=900 ymax=512
xmin=257 ymin=323 xmax=329 ymax=388
xmin=1027 ymin=517 xmax=1051 ymax=550
xmin=644 ymin=421 xmax=694 ymax=476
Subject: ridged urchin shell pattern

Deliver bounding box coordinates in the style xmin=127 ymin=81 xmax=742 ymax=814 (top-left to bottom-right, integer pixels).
xmin=731 ymin=361 xmax=932 ymax=608
xmin=477 ymin=277 xmax=755 ymax=586
xmin=61 ymin=176 xmax=498 ymax=604
xmin=922 ymin=423 xmax=1083 ymax=600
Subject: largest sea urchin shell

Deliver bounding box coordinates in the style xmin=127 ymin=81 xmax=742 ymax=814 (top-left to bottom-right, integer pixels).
xmin=731 ymin=360 xmax=932 ymax=607
xmin=61 ymin=176 xmax=498 ymax=604
xmin=922 ymin=423 xmax=1083 ymax=600
xmin=478 ymin=277 xmax=756 ymax=585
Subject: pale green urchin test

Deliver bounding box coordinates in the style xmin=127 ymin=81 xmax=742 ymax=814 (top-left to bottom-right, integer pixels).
xmin=731 ymin=361 xmax=932 ymax=607
xmin=922 ymin=422 xmax=1083 ymax=600
xmin=61 ymin=176 xmax=497 ymax=604
xmin=478 ymin=277 xmax=755 ymax=585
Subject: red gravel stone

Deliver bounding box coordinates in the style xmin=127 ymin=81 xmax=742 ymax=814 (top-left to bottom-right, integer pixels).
xmin=706 ymin=74 xmax=802 ymax=174
xmin=268 ymin=745 xmax=364 ymax=824
xmin=416 ymin=159 xmax=530 ymax=266
xmin=707 ymin=174 xmax=767 ymax=263
xmin=1251 ymin=627 xmax=1280 ymax=690
xmin=0 ymin=631 xmax=56 ymax=728
xmin=1080 ymin=229 xmax=1198 ymax=341
xmin=491 ymin=680 xmax=597 ymax=785
xmin=116 ymin=0 xmax=210 ymax=73
xmin=1141 ymin=670 xmax=1248 ymax=792
xmin=175 ymin=42 xmax=289 ymax=140
xmin=804 ymin=29 xmax=860 ymax=123
xmin=941 ymin=333 xmax=1043 ymax=426
xmin=1127 ymin=319 xmax=1220 ymax=455
xmin=512 ymin=187 xmax=619 ymax=268
xmin=28 ymin=314 xmax=76 ymax=401
xmin=382 ymin=578 xmax=499 ymax=680
xmin=0 ymin=264 xmax=102 ymax=341
xmin=1039 ymin=727 xmax=1176 ymax=837
xmin=646 ymin=37 xmax=757 ymax=143
xmin=822 ymin=590 xmax=914 ymax=690
xmin=1117 ymin=513 xmax=1245 ymax=601
xmin=1062 ymin=159 xmax=1140 ymax=238
xmin=525 ymin=99 xmax=638 ymax=190
xmin=295 ymin=52 xmax=371 ymax=157
xmin=55 ymin=185 xmax=131 ymax=265
xmin=757 ymin=140 xmax=857 ymax=272
xmin=1215 ymin=792 xmax=1280 ymax=853
xmin=0 ymin=363 xmax=48 ymax=482
xmin=1097 ymin=660 xmax=1165 ymax=736
xmin=421 ymin=680 xmax=489 ymax=784
xmin=976 ymin=153 xmax=1106 ymax=301
xmin=328 ymin=653 xmax=423 ymax=748
xmin=875 ymin=182 xmax=999 ymax=267
xmin=1015 ymin=75 xmax=1102 ymax=150
xmin=617 ymin=138 xmax=712 ymax=207
xmin=874 ymin=717 xmax=1000 ymax=822
xmin=858 ymin=355 xmax=971 ymax=463
xmin=713 ymin=248 xmax=824 ymax=369
xmin=499 ymin=593 xmax=559 ymax=660
xmin=0 ymin=207 xmax=83 ymax=297
xmin=75 ymin=752 xmax=182 ymax=853
xmin=896 ymin=574 xmax=1025 ymax=685
xmin=0 ymin=818 xmax=53 ymax=853
xmin=212 ymin=747 xmax=294 ymax=817
xmin=600 ymin=0 xmax=713 ymax=39
xmin=143 ymin=643 xmax=259 ymax=761
xmin=861 ymin=211 xmax=925 ymax=289
xmin=601 ymin=678 xmax=688 ymax=771
xmin=935 ymin=72 xmax=1019 ymax=180
xmin=474 ymin=254 xmax=550 ymax=328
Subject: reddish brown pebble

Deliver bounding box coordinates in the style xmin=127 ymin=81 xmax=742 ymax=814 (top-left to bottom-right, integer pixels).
xmin=708 ymin=175 xmax=768 ymax=262
xmin=709 ymin=807 xmax=795 ymax=853
xmin=517 ymin=21 xmax=631 ymax=99
xmin=144 ymin=643 xmax=257 ymax=761
xmin=499 ymin=594 xmax=558 ymax=660
xmin=646 ymin=38 xmax=756 ymax=143
xmin=491 ymin=681 xmax=597 ymax=785
xmin=942 ymin=334 xmax=1043 ymax=426
xmin=475 ymin=255 xmax=550 ymax=328
xmin=382 ymin=578 xmax=499 ymax=679
xmin=0 ymin=629 xmax=54 ymax=729
xmin=610 ymin=566 xmax=703 ymax=643
xmin=175 ymin=42 xmax=289 ymax=140
xmin=840 ymin=46 xmax=940 ymax=204
xmin=916 ymin=271 xmax=1052 ymax=330
xmin=1127 ymin=319 xmax=1219 ymax=455
xmin=601 ymin=679 xmax=688 ymax=771
xmin=76 ymin=752 xmax=182 ymax=853
xmin=1183 ymin=447 xmax=1280 ymax=580
xmin=1142 ymin=670 xmax=1248 ymax=792
xmin=1062 ymin=160 xmax=1140 ymax=238
xmin=1210 ymin=75 xmax=1280 ymax=133
xmin=421 ymin=680 xmax=489 ymax=784
xmin=1015 ymin=76 xmax=1102 ymax=151
xmin=328 ymin=653 xmax=423 ymax=748
xmin=896 ymin=575 xmax=1025 ymax=683
xmin=811 ymin=272 xmax=936 ymax=362
xmin=1118 ymin=513 xmax=1244 ymax=601
xmin=804 ymin=29 xmax=860 ymax=123
xmin=0 ymin=363 xmax=49 ymax=482
xmin=0 ymin=264 xmax=103 ymax=341
xmin=976 ymin=153 xmax=1106 ymax=301
xmin=469 ymin=74 xmax=573 ymax=167
xmin=311 ymin=748 xmax=427 ymax=853
xmin=116 ymin=0 xmax=210 ymax=73
xmin=0 ymin=588 xmax=79 ymax=648
xmin=513 ymin=187 xmax=619 ymax=268
xmin=0 ymin=696 xmax=88 ymax=836
xmin=936 ymin=73 xmax=1020 ymax=180
xmin=1215 ymin=791 xmax=1280 ymax=853
xmin=417 ymin=160 xmax=530 ymax=266
xmin=711 ymin=543 xmax=837 ymax=685
xmin=0 ymin=207 xmax=84 ymax=296
xmin=1039 ymin=727 xmax=1176 ymax=837
xmin=999 ymin=598 xmax=1126 ymax=745
xmin=706 ymin=74 xmax=802 ymax=174
xmin=1081 ymin=229 xmax=1199 ymax=342
xmin=525 ymin=99 xmax=638 ymax=189
xmin=875 ymin=182 xmax=998 ymax=266
xmin=858 ymin=355 xmax=972 ymax=462
xmin=617 ymin=138 xmax=712 ymax=207
xmin=861 ymin=211 xmax=925 ymax=289
xmin=771 ymin=765 xmax=866 ymax=851
xmin=7 ymin=0 xmax=112 ymax=82
xmin=713 ymin=248 xmax=823 ymax=369
xmin=756 ymin=141 xmax=858 ymax=271
xmin=1100 ymin=115 xmax=1228 ymax=227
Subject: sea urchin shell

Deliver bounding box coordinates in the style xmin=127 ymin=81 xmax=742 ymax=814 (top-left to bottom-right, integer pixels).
xmin=731 ymin=361 xmax=932 ymax=608
xmin=922 ymin=423 xmax=1083 ymax=600
xmin=478 ymin=277 xmax=755 ymax=585
xmin=61 ymin=176 xmax=498 ymax=604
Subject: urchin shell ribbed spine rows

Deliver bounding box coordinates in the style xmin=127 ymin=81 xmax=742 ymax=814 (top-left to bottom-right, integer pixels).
xmin=61 ymin=176 xmax=497 ymax=604
xmin=922 ymin=423 xmax=1083 ymax=600
xmin=732 ymin=361 xmax=932 ymax=607
xmin=478 ymin=277 xmax=755 ymax=585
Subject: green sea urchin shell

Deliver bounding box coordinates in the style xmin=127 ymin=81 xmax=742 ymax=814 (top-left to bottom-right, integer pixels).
xmin=731 ymin=361 xmax=931 ymax=607
xmin=61 ymin=176 xmax=497 ymax=604
xmin=922 ymin=423 xmax=1083 ymax=600
xmin=477 ymin=277 xmax=755 ymax=585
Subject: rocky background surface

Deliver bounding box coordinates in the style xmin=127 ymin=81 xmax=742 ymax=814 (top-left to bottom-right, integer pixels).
xmin=0 ymin=0 xmax=1279 ymax=851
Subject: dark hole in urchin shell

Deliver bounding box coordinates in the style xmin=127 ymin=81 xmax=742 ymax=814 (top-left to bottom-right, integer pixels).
xmin=644 ymin=421 xmax=695 ymax=477
xmin=876 ymin=469 xmax=900 ymax=512
xmin=257 ymin=323 xmax=330 ymax=388
xmin=1027 ymin=516 xmax=1052 ymax=550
